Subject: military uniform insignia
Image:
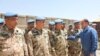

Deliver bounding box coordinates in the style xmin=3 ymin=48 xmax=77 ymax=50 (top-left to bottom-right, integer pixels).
xmin=14 ymin=30 xmax=22 ymax=35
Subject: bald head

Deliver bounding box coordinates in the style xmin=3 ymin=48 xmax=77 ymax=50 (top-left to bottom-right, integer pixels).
xmin=81 ymin=19 xmax=89 ymax=29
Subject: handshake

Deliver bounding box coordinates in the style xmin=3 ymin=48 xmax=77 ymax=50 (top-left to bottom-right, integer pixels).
xmin=67 ymin=35 xmax=76 ymax=41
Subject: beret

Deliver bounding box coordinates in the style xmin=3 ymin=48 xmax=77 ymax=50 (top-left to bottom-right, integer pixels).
xmin=36 ymin=16 xmax=45 ymax=21
xmin=0 ymin=18 xmax=4 ymax=24
xmin=4 ymin=12 xmax=18 ymax=18
xmin=74 ymin=21 xmax=79 ymax=25
xmin=49 ymin=21 xmax=55 ymax=25
xmin=27 ymin=19 xmax=35 ymax=23
xmin=55 ymin=19 xmax=63 ymax=23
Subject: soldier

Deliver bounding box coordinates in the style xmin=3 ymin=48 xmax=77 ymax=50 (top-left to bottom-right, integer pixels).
xmin=62 ymin=22 xmax=66 ymax=30
xmin=48 ymin=21 xmax=55 ymax=31
xmin=91 ymin=23 xmax=97 ymax=29
xmin=67 ymin=21 xmax=81 ymax=56
xmin=48 ymin=21 xmax=57 ymax=56
xmin=24 ymin=19 xmax=35 ymax=56
xmin=25 ymin=19 xmax=35 ymax=34
xmin=0 ymin=12 xmax=28 ymax=56
xmin=67 ymin=25 xmax=74 ymax=36
xmin=54 ymin=19 xmax=68 ymax=56
xmin=0 ymin=18 xmax=4 ymax=28
xmin=29 ymin=17 xmax=51 ymax=56
xmin=62 ymin=22 xmax=67 ymax=38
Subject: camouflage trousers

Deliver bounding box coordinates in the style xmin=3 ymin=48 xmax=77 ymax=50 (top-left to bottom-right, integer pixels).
xmin=33 ymin=42 xmax=51 ymax=56
xmin=49 ymin=47 xmax=57 ymax=56
xmin=33 ymin=47 xmax=51 ymax=56
xmin=68 ymin=46 xmax=81 ymax=56
xmin=54 ymin=47 xmax=68 ymax=56
xmin=0 ymin=50 xmax=24 ymax=56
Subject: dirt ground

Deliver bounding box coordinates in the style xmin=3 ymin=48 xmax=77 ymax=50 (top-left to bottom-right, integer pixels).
xmin=97 ymin=42 xmax=100 ymax=56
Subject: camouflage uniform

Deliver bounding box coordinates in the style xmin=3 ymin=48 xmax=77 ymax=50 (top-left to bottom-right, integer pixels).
xmin=0 ymin=25 xmax=28 ymax=56
xmin=54 ymin=30 xmax=68 ymax=56
xmin=24 ymin=28 xmax=34 ymax=56
xmin=62 ymin=28 xmax=68 ymax=55
xmin=67 ymin=29 xmax=81 ymax=56
xmin=29 ymin=28 xmax=51 ymax=56
xmin=48 ymin=29 xmax=57 ymax=56
xmin=67 ymin=29 xmax=74 ymax=37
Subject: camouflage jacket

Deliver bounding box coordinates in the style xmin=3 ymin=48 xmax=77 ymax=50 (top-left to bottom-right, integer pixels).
xmin=48 ymin=29 xmax=56 ymax=47
xmin=24 ymin=28 xmax=34 ymax=56
xmin=0 ymin=25 xmax=28 ymax=56
xmin=54 ymin=30 xmax=68 ymax=56
xmin=29 ymin=28 xmax=51 ymax=56
xmin=67 ymin=29 xmax=74 ymax=36
xmin=68 ymin=29 xmax=81 ymax=49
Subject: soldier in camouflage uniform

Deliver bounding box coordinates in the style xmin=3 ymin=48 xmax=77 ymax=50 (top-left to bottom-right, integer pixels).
xmin=67 ymin=25 xmax=74 ymax=36
xmin=24 ymin=19 xmax=35 ymax=56
xmin=0 ymin=13 xmax=28 ymax=56
xmin=29 ymin=17 xmax=51 ymax=56
xmin=91 ymin=23 xmax=97 ymax=29
xmin=67 ymin=25 xmax=74 ymax=56
xmin=67 ymin=22 xmax=81 ymax=56
xmin=62 ymin=22 xmax=67 ymax=39
xmin=48 ymin=21 xmax=57 ymax=56
xmin=54 ymin=19 xmax=68 ymax=56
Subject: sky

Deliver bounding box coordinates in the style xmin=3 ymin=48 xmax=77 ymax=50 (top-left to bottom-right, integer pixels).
xmin=0 ymin=0 xmax=100 ymax=22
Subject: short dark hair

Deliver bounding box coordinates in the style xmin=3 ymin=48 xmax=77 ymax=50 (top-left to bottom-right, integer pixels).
xmin=83 ymin=19 xmax=89 ymax=24
xmin=69 ymin=25 xmax=73 ymax=27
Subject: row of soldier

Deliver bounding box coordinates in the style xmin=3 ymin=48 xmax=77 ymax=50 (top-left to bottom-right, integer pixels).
xmin=0 ymin=13 xmax=81 ymax=56
xmin=0 ymin=12 xmax=96 ymax=56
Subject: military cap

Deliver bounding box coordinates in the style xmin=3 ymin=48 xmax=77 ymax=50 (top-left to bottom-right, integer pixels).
xmin=0 ymin=18 xmax=4 ymax=24
xmin=27 ymin=19 xmax=35 ymax=24
xmin=62 ymin=22 xmax=66 ymax=24
xmin=4 ymin=12 xmax=18 ymax=18
xmin=55 ymin=19 xmax=63 ymax=24
xmin=74 ymin=21 xmax=79 ymax=25
xmin=36 ymin=16 xmax=45 ymax=21
xmin=49 ymin=21 xmax=55 ymax=25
